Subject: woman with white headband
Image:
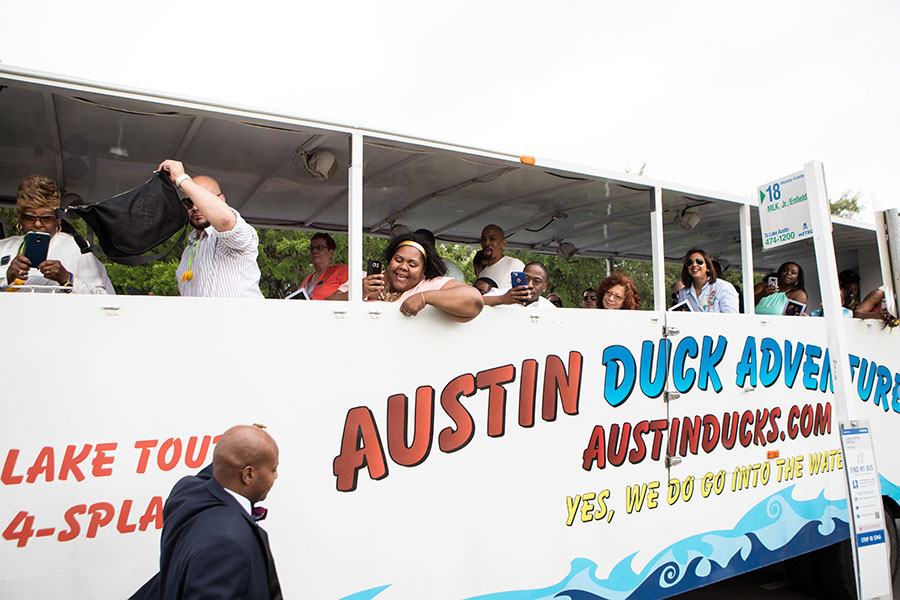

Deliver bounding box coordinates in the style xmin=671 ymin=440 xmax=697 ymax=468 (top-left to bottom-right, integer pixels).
xmin=362 ymin=233 xmax=483 ymax=322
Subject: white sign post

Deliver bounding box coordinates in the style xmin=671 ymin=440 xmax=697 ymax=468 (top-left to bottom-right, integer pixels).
xmin=757 ymin=170 xmax=814 ymax=250
xmin=798 ymin=161 xmax=892 ymax=599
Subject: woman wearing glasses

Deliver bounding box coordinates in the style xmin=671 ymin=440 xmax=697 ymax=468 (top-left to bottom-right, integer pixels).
xmin=597 ymin=273 xmax=641 ymax=310
xmin=674 ymin=248 xmax=738 ymax=313
xmin=0 ymin=175 xmax=114 ymax=294
xmin=296 ymin=233 xmax=349 ymax=300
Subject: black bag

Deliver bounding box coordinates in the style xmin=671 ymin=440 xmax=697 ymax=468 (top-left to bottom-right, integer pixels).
xmin=58 ymin=171 xmax=188 ymax=266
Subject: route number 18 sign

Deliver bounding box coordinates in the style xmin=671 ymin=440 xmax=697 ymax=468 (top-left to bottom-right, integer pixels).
xmin=757 ymin=170 xmax=813 ymax=250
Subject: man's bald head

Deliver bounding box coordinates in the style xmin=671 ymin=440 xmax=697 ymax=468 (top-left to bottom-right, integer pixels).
xmin=192 ymin=175 xmax=222 ymax=197
xmin=213 ymin=425 xmax=279 ymax=503
xmin=185 ymin=175 xmax=226 ymax=230
xmin=480 ymin=224 xmax=507 ymax=265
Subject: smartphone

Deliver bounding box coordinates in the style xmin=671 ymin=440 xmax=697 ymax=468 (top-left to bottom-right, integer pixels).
xmin=23 ymin=231 xmax=50 ymax=266
xmin=768 ymin=276 xmax=778 ymax=289
xmin=366 ymin=259 xmax=382 ymax=276
xmin=510 ymin=271 xmax=527 ymax=288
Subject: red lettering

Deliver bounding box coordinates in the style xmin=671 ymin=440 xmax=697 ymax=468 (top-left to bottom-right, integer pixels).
xmin=800 ymin=404 xmax=813 ymax=436
xmin=788 ymin=405 xmax=801 ymax=438
xmin=86 ymin=502 xmax=114 ymax=538
xmin=157 ymin=438 xmax=182 ymax=472
xmin=117 ymin=499 xmax=137 ymax=534
xmin=184 ymin=436 xmax=212 ymax=469
xmin=439 ymin=374 xmax=477 ymax=453
xmin=476 ymin=364 xmax=515 ymax=437
xmin=582 ymin=426 xmax=605 ymax=470
xmin=815 ymin=403 xmax=832 ymax=435
xmin=91 ymin=443 xmax=117 ymax=477
xmin=2 ymin=510 xmax=35 ymax=547
xmin=649 ymin=419 xmax=668 ymax=460
xmin=58 ymin=504 xmax=87 ymax=542
xmin=332 ymin=407 xmax=388 ymax=492
xmin=1 ymin=449 xmax=23 ymax=485
xmin=679 ymin=415 xmax=702 ymax=456
xmin=134 ymin=440 xmax=158 ymax=474
xmin=26 ymin=446 xmax=54 ymax=483
xmin=386 ymin=387 xmax=434 ymax=467
xmin=628 ymin=420 xmax=649 ymax=464
xmin=766 ymin=407 xmax=781 ymax=443
xmin=541 ymin=352 xmax=583 ymax=421
xmin=59 ymin=444 xmax=92 ymax=482
xmin=701 ymin=414 xmax=720 ymax=453
xmin=739 ymin=410 xmax=754 ymax=447
xmin=518 ymin=359 xmax=538 ymax=428
xmin=607 ymin=423 xmax=631 ymax=467
xmin=668 ymin=417 xmax=680 ymax=457
xmin=721 ymin=411 xmax=739 ymax=449
xmin=139 ymin=496 xmax=164 ymax=531
xmin=753 ymin=409 xmax=769 ymax=446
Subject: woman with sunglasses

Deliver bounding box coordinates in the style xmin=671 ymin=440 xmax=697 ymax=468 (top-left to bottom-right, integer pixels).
xmin=674 ymin=248 xmax=738 ymax=313
xmin=0 ymin=175 xmax=114 ymax=294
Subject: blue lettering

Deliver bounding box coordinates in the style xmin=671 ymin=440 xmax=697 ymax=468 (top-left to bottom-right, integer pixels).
xmin=783 ymin=341 xmax=804 ymax=388
xmin=673 ymin=337 xmax=699 ymax=393
xmin=602 ymin=345 xmax=636 ymax=407
xmin=849 ymin=354 xmax=860 ymax=382
xmin=857 ymin=359 xmax=876 ymax=402
xmin=892 ymin=374 xmax=900 ymax=415
xmin=759 ymin=338 xmax=782 ymax=388
xmin=819 ymin=349 xmax=833 ymax=393
xmin=803 ymin=344 xmax=822 ymax=391
xmin=639 ymin=339 xmax=670 ymax=399
xmin=698 ymin=335 xmax=726 ymax=392
xmin=873 ymin=366 xmax=892 ymax=412
xmin=735 ymin=337 xmax=757 ymax=388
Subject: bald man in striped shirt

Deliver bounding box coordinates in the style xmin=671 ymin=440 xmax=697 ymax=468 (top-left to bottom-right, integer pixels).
xmin=159 ymin=159 xmax=264 ymax=299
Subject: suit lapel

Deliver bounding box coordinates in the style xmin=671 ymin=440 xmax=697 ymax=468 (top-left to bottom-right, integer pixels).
xmin=205 ymin=480 xmax=282 ymax=600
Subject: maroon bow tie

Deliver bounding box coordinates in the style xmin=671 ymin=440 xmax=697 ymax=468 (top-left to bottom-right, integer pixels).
xmin=252 ymin=506 xmax=268 ymax=521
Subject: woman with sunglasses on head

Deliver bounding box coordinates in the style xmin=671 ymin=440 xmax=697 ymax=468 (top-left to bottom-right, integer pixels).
xmin=362 ymin=233 xmax=483 ymax=322
xmin=0 ymin=175 xmax=114 ymax=294
xmin=674 ymin=248 xmax=738 ymax=313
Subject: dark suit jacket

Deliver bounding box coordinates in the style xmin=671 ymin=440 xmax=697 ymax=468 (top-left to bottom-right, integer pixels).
xmin=130 ymin=465 xmax=281 ymax=600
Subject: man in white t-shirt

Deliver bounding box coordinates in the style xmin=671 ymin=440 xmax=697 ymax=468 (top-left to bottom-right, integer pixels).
xmin=478 ymin=224 xmax=524 ymax=291
xmin=485 ymin=261 xmax=556 ymax=308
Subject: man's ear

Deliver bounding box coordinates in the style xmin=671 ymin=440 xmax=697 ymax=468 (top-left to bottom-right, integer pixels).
xmin=241 ymin=465 xmax=254 ymax=486
xmin=218 ymin=193 xmax=227 ymax=203
xmin=500 ymin=237 xmax=507 ymax=249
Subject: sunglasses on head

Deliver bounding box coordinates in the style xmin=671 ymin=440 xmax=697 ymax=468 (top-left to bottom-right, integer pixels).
xmin=685 ymin=258 xmax=705 ymax=266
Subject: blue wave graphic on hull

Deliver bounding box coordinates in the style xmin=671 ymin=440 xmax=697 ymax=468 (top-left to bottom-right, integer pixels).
xmin=468 ymin=485 xmax=850 ymax=600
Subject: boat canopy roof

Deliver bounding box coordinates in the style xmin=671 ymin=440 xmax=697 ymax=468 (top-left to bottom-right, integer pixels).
xmin=0 ymin=65 xmax=876 ymax=275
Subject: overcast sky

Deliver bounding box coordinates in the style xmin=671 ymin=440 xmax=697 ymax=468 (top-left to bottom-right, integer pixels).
xmin=2 ymin=0 xmax=898 ymax=215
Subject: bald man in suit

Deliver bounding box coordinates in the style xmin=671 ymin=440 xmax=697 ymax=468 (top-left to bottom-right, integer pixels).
xmin=131 ymin=425 xmax=282 ymax=599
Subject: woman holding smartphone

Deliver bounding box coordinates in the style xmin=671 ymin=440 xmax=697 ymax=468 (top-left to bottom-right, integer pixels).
xmin=673 ymin=248 xmax=739 ymax=313
xmin=361 ymin=233 xmax=483 ymax=322
xmin=753 ymin=262 xmax=807 ymax=315
xmin=0 ymin=175 xmax=114 ymax=294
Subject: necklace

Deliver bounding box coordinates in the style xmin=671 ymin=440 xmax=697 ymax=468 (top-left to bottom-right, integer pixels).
xmin=378 ymin=279 xmax=404 ymax=302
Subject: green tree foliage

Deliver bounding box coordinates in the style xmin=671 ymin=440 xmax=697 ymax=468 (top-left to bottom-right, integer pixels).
xmin=830 ymin=189 xmax=862 ymax=219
